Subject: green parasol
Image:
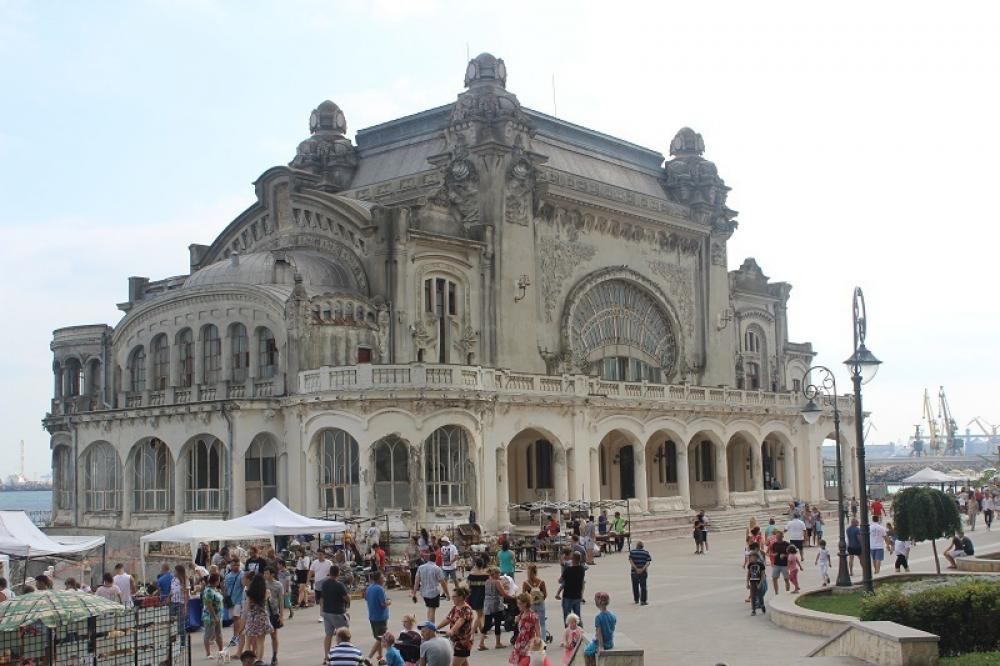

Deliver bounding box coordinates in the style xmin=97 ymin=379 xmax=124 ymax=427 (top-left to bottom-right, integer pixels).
xmin=0 ymin=591 xmax=126 ymax=632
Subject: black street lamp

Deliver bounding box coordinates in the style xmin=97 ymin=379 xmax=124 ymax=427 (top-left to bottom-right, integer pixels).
xmin=844 ymin=287 xmax=882 ymax=594
xmin=800 ymin=366 xmax=852 ymax=587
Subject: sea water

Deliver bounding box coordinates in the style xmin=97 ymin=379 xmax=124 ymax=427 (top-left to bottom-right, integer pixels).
xmin=0 ymin=490 xmax=52 ymax=512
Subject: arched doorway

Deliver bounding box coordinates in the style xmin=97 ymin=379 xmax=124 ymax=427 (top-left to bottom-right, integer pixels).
xmin=687 ymin=431 xmax=723 ymax=509
xmin=423 ymin=426 xmax=474 ymax=510
xmin=315 ymin=428 xmax=360 ymax=513
xmin=372 ymin=435 xmax=411 ymax=513
xmin=762 ymin=437 xmax=789 ymax=491
xmin=597 ymin=430 xmax=642 ymax=501
xmin=726 ymin=434 xmax=755 ymax=493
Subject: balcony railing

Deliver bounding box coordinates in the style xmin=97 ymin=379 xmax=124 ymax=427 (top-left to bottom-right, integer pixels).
xmin=298 ymin=363 xmax=855 ymax=412
xmin=185 ymin=488 xmax=228 ymax=513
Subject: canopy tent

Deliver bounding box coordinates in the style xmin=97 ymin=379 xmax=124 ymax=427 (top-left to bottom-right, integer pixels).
xmin=900 ymin=467 xmax=963 ymax=484
xmin=139 ymin=520 xmax=273 ymax=579
xmin=229 ymin=498 xmax=348 ymax=536
xmin=0 ymin=511 xmax=104 ymax=558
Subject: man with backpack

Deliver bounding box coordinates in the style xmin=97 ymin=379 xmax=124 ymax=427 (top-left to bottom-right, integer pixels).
xmin=440 ymin=537 xmax=459 ymax=585
xmin=746 ymin=542 xmax=767 ymax=615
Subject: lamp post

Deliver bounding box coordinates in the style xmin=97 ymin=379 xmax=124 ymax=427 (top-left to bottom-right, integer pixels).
xmin=844 ymin=287 xmax=882 ymax=594
xmin=800 ymin=366 xmax=852 ymax=587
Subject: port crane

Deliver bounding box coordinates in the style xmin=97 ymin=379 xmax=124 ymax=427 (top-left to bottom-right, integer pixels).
xmin=920 ymin=389 xmax=941 ymax=454
xmin=967 ymin=417 xmax=1000 ymax=448
xmin=938 ymin=387 xmax=962 ymax=455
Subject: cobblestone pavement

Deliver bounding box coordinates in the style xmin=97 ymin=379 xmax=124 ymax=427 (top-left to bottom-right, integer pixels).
xmin=206 ymin=520 xmax=1000 ymax=666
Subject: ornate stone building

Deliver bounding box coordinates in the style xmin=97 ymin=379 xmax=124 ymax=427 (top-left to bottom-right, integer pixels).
xmin=45 ymin=54 xmax=857 ymax=535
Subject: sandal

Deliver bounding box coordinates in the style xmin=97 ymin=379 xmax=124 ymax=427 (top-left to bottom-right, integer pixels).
xmin=477 ymin=646 xmax=489 ymax=651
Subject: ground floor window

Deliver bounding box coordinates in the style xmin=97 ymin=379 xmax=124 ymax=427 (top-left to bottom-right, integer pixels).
xmin=373 ymin=435 xmax=410 ymax=511
xmin=84 ymin=442 xmax=121 ymax=512
xmin=319 ymin=429 xmax=359 ymax=510
xmin=694 ymin=440 xmax=715 ymax=482
xmin=133 ymin=438 xmax=172 ymax=512
xmin=245 ymin=435 xmax=278 ymax=512
xmin=425 ymin=426 xmax=470 ymax=508
xmin=186 ymin=437 xmax=228 ymax=512
xmin=53 ymin=446 xmax=73 ymax=510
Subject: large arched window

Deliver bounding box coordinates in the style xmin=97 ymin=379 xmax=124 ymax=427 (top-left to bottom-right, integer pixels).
xmin=245 ymin=434 xmax=278 ymax=512
xmin=568 ymin=277 xmax=677 ymax=380
xmin=53 ymin=446 xmax=73 ymax=510
xmin=186 ymin=437 xmax=228 ymax=512
xmin=151 ymin=335 xmax=169 ymax=390
xmin=694 ymin=440 xmax=715 ymax=482
xmin=177 ymin=329 xmax=194 ymax=388
xmin=230 ymin=324 xmax=249 ymax=383
xmin=425 ymin=426 xmax=471 ymax=508
xmin=257 ymin=327 xmax=277 ymax=379
xmin=319 ymin=429 xmax=359 ymax=510
xmin=201 ymin=325 xmax=221 ymax=384
xmin=84 ymin=358 xmax=102 ymax=397
xmin=132 ymin=438 xmax=173 ymax=512
xmin=84 ymin=443 xmax=122 ymax=512
xmin=526 ymin=440 xmax=554 ymax=490
xmin=762 ymin=439 xmax=786 ymax=489
xmin=373 ymin=436 xmax=411 ymax=512
xmin=128 ymin=346 xmax=146 ymax=392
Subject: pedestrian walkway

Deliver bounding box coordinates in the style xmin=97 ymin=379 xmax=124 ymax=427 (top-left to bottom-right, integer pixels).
xmin=237 ymin=523 xmax=1000 ymax=665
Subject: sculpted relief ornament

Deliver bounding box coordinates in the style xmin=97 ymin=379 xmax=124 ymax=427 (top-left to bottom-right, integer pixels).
xmin=537 ymin=236 xmax=597 ymax=323
xmin=663 ymin=127 xmax=738 ymax=232
xmin=647 ymin=260 xmax=696 ymax=341
xmin=289 ymin=101 xmax=359 ymax=192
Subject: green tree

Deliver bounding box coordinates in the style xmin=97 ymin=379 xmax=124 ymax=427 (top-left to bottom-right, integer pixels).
xmin=893 ymin=486 xmax=963 ymax=574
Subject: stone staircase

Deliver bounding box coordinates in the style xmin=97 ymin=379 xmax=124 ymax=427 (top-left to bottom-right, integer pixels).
xmin=628 ymin=504 xmax=796 ymax=541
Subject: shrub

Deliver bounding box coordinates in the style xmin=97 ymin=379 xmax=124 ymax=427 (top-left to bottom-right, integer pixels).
xmin=861 ymin=578 xmax=1000 ymax=656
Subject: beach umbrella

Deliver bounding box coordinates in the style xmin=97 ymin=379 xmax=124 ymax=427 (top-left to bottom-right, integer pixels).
xmin=0 ymin=591 xmax=126 ymax=631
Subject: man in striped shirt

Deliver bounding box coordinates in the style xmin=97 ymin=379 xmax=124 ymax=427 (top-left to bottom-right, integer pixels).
xmin=327 ymin=627 xmax=364 ymax=666
xmin=628 ymin=540 xmax=652 ymax=605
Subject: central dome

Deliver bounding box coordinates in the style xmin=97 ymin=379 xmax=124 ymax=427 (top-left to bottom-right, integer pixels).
xmin=184 ymin=250 xmax=360 ymax=292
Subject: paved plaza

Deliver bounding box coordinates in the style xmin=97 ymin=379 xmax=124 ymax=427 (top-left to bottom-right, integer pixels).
xmin=210 ymin=522 xmax=1000 ymax=665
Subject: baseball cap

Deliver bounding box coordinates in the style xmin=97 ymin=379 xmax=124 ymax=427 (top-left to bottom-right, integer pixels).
xmin=440 ymin=536 xmax=450 ymax=543
xmin=417 ymin=621 xmax=438 ymax=632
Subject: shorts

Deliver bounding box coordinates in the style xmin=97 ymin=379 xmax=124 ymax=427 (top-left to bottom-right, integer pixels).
xmin=871 ymin=548 xmax=884 ymax=562
xmin=791 ymin=540 xmax=804 ymax=552
xmin=323 ymin=612 xmax=348 ymax=637
xmin=771 ymin=565 xmax=789 ymax=580
xmin=443 ymin=569 xmax=458 ymax=582
xmin=371 ymin=620 xmax=387 ymax=640
xmin=203 ymin=622 xmax=222 ymax=645
xmin=295 ymin=570 xmax=309 ymax=585
xmin=952 ymin=550 xmax=968 ymax=558
xmin=847 ymin=547 xmax=862 ymax=556
xmin=229 ymin=603 xmax=242 ymax=618
xmin=453 ymin=646 xmax=471 ymax=658
xmin=423 ymin=595 xmax=440 ymax=609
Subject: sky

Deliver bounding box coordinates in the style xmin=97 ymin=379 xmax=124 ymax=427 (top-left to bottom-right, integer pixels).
xmin=1 ymin=1 xmax=998 ymax=479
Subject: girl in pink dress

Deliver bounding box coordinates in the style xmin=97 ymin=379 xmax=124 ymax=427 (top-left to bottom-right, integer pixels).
xmin=562 ymin=613 xmax=584 ymax=665
xmin=787 ymin=545 xmax=804 ymax=593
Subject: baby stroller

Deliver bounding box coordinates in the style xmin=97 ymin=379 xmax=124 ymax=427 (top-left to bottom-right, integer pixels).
xmin=395 ymin=636 xmax=421 ymax=666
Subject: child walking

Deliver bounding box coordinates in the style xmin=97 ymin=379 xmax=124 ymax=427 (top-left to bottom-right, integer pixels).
xmin=562 ymin=613 xmax=584 ymax=665
xmin=583 ymin=593 xmax=615 ymax=666
xmin=746 ymin=542 xmax=767 ymax=616
xmin=815 ymin=539 xmax=831 ymax=587
xmin=787 ymin=545 xmax=804 ymax=593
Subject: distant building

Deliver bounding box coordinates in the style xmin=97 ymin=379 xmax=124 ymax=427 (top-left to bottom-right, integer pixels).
xmin=43 ymin=54 xmax=856 ymax=534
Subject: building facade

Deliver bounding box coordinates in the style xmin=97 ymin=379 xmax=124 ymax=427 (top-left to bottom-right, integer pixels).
xmin=44 ymin=54 xmax=857 ymax=534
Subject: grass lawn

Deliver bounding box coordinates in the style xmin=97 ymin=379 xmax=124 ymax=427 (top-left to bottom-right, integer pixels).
xmin=794 ymin=591 xmax=863 ymax=617
xmin=940 ymin=652 xmax=1000 ymax=665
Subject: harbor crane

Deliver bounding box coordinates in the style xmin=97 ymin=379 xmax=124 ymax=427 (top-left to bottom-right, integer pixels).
xmin=921 ymin=389 xmax=941 ymax=454
xmin=967 ymin=417 xmax=1000 ymax=444
xmin=938 ymin=386 xmax=962 ymax=455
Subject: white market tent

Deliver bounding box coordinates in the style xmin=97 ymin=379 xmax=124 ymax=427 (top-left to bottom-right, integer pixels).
xmin=900 ymin=467 xmax=963 ymax=484
xmin=0 ymin=511 xmax=105 ymax=558
xmin=139 ymin=520 xmax=273 ymax=578
xmin=228 ymin=498 xmax=348 ymax=536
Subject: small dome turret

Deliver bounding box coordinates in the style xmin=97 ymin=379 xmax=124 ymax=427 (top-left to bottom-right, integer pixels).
xmin=309 ymin=100 xmax=347 ymax=136
xmin=464 ymin=52 xmax=507 ymax=89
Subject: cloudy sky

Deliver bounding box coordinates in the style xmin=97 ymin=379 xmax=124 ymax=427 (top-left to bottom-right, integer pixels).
xmin=2 ymin=1 xmax=998 ymax=478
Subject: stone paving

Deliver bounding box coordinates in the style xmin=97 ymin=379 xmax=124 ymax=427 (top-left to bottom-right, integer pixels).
xmin=204 ymin=519 xmax=1000 ymax=666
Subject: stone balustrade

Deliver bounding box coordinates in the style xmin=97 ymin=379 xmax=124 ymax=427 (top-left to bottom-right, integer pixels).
xmin=298 ymin=363 xmax=854 ymax=412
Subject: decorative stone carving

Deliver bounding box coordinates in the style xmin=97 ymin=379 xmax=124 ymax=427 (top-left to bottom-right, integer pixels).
xmin=537 ymin=236 xmax=597 ymax=322
xmin=710 ymin=241 xmax=727 ymax=266
xmin=538 ymin=347 xmax=571 ymax=375
xmin=412 ymin=319 xmax=436 ymax=354
xmin=505 ymin=148 xmax=534 ymax=226
xmin=539 ymin=203 xmax=699 ymax=254
xmin=454 ymin=320 xmax=479 ymax=360
xmin=289 ymin=101 xmax=358 ymax=192
xmin=663 ymin=127 xmax=738 ymax=232
xmin=647 ymin=260 xmax=696 ymax=341
xmin=442 ymin=140 xmax=480 ymax=228
xmin=376 ymin=305 xmax=391 ymax=361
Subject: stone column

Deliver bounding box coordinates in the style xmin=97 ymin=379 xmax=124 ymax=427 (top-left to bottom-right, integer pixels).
xmin=554 ymin=447 xmax=569 ymax=501
xmin=566 ymin=446 xmax=578 ymax=500
xmin=194 ymin=337 xmax=204 ymax=386
xmin=715 ymin=441 xmax=730 ymax=508
xmin=633 ymin=449 xmax=648 ymax=512
xmin=676 ymin=446 xmax=691 ymax=510
xmin=589 ymin=449 xmax=601 ymax=503
xmin=221 ymin=331 xmax=233 ymax=383
xmin=231 ymin=449 xmax=246 ymax=517
xmin=752 ymin=442 xmax=765 ymax=503
xmin=174 ymin=454 xmax=186 ymax=521
xmin=495 ymin=448 xmax=509 ymax=527
xmin=169 ymin=338 xmax=180 ymax=387
xmin=359 ymin=442 xmax=371 ymax=516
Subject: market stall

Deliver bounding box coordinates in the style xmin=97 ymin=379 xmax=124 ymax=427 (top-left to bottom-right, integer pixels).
xmin=0 ymin=512 xmax=106 ymax=590
xmin=229 ymin=498 xmax=347 ymax=536
xmin=139 ymin=519 xmax=273 ymax=582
